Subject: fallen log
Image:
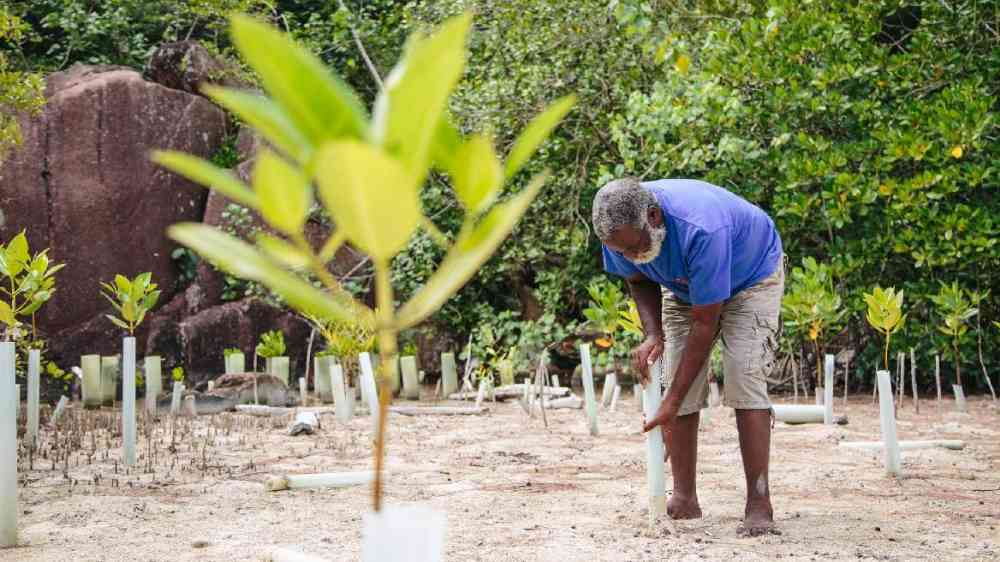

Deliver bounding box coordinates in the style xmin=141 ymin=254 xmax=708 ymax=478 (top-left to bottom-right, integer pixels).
xmin=390 ymin=406 xmax=487 ymax=416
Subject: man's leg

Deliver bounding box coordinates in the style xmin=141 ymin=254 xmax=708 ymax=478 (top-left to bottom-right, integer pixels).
xmin=659 ymin=291 xmax=712 ymax=519
xmin=666 ymin=411 xmax=702 ymax=518
xmin=719 ymin=265 xmax=784 ymax=535
xmin=735 ymin=408 xmax=774 ymax=534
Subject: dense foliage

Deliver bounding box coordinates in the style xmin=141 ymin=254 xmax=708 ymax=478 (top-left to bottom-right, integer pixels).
xmin=4 ymin=0 xmax=999 ymax=390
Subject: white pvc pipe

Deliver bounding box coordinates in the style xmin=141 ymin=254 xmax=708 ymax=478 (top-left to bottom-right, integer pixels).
xmin=299 ymin=377 xmax=307 ymax=407
xmin=50 ymin=395 xmax=69 ymax=426
xmin=362 ymin=504 xmax=446 ymax=562
xmin=144 ymin=355 xmax=161 ymax=416
xmin=26 ymin=349 xmax=40 ymax=445
xmin=552 ymin=375 xmax=560 ymax=388
xmin=441 ymin=352 xmax=458 ymax=397
xmin=122 ymin=337 xmax=137 ymax=466
xmin=609 ymin=384 xmax=621 ymax=412
xmin=268 ymin=356 xmax=290 ymax=385
xmin=266 ymin=470 xmax=373 ymax=492
xmin=772 ymin=404 xmax=825 ymax=424
xmin=225 ymin=352 xmax=245 ymax=374
xmin=0 ymin=343 xmax=16 ymax=546
xmin=315 ymin=357 xmax=332 ymax=403
xmin=953 ymin=384 xmax=967 ymax=413
xmin=400 ymin=356 xmax=420 ymax=400
xmin=824 ymin=354 xmax=834 ymax=425
xmin=475 ymin=380 xmax=486 ymax=409
xmin=642 ymin=357 xmax=667 ymax=527
xmin=839 ymin=440 xmax=964 ymax=451
xmin=359 ymin=352 xmax=380 ymax=432
xmin=86 ymin=359 xmax=97 ymax=407
xmin=170 ymin=382 xmax=183 ymax=416
xmin=14 ymin=384 xmax=18 ymax=421
xmin=876 ymin=370 xmax=901 ymax=477
xmin=330 ymin=362 xmax=348 ymax=424
xmin=579 ymin=344 xmax=599 ymax=436
xmin=601 ymin=372 xmax=616 ymax=407
xmin=100 ymin=356 xmax=118 ymax=406
xmin=709 ymin=381 xmax=721 ymax=408
xmin=345 ymin=385 xmax=356 ymax=420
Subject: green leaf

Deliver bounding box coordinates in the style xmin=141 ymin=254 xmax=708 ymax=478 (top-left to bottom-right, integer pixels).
xmin=152 ymin=151 xmax=258 ymax=208
xmin=373 ymin=13 xmax=471 ymax=183
xmin=256 ymin=233 xmax=311 ymax=269
xmin=504 ymin=95 xmax=576 ymax=180
xmin=114 ymin=274 xmax=131 ymax=296
xmin=397 ymin=171 xmax=548 ymax=329
xmin=5 ymin=231 xmax=29 ymax=277
xmin=313 ymin=141 xmax=420 ymax=261
xmin=0 ymin=301 xmax=15 ymax=327
xmin=106 ymin=315 xmax=130 ymax=331
xmin=168 ymin=223 xmax=355 ymax=323
xmin=202 ymin=86 xmax=311 ymax=163
xmin=451 ymin=135 xmax=502 ymax=214
xmin=253 ymin=150 xmax=312 ymax=235
xmin=429 ymin=115 xmax=462 ymax=171
xmin=229 ymin=14 xmax=367 ymax=146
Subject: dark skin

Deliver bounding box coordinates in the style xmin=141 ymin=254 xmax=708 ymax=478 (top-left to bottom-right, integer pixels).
xmin=603 ymin=207 xmax=776 ymax=535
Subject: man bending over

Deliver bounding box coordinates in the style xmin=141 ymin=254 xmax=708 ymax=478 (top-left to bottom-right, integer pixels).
xmin=592 ymin=177 xmax=784 ymax=536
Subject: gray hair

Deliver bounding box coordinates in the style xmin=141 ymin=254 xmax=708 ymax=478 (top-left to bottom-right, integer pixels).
xmin=591 ymin=178 xmax=657 ymax=241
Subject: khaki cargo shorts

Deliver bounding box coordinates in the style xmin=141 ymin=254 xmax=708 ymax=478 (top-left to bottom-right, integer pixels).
xmin=659 ymin=260 xmax=785 ymax=415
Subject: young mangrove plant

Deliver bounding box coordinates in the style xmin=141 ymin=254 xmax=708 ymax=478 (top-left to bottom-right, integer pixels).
xmin=0 ymin=231 xmax=63 ymax=342
xmin=863 ymin=286 xmax=906 ymax=370
xmin=152 ymin=12 xmax=574 ymax=511
xmin=256 ymin=330 xmax=286 ymax=359
xmin=100 ymin=272 xmax=160 ymax=335
xmin=929 ymin=281 xmax=978 ymax=389
xmin=781 ymin=257 xmax=845 ymax=388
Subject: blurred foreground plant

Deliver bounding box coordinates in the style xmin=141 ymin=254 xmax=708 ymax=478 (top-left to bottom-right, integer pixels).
xmin=153 ymin=12 xmax=573 ymax=511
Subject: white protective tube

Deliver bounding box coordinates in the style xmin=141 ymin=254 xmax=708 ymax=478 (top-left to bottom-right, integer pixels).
xmin=579 ymin=344 xmax=599 ymax=436
xmin=709 ymin=381 xmax=721 ymax=408
xmin=876 ymin=370 xmax=901 ymax=477
xmin=122 ymin=337 xmax=137 ymax=466
xmin=359 ymin=352 xmax=380 ymax=432
xmin=609 ymin=385 xmax=621 ymax=413
xmin=315 ymin=356 xmax=333 ymax=403
xmin=26 ymin=349 xmax=40 ymax=445
xmin=441 ymin=352 xmax=458 ymax=397
xmin=50 ymin=395 xmax=69 ymax=426
xmin=170 ymin=382 xmax=183 ymax=416
xmin=225 ymin=352 xmax=245 ymax=374
xmin=401 ymin=356 xmax=420 ymax=400
xmin=266 ymin=470 xmax=373 ymax=492
xmin=298 ymin=377 xmax=307 ymax=407
xmin=601 ymin=372 xmax=617 ymax=408
xmin=100 ymin=356 xmax=118 ymax=406
xmin=144 ymin=355 xmax=161 ymax=416
xmin=642 ymin=357 xmax=667 ymax=527
xmin=330 ymin=361 xmax=349 ymax=423
xmin=81 ymin=354 xmax=101 ymax=409
xmin=772 ymin=404 xmax=825 ymax=424
xmin=1 ymin=342 xmax=17 ymax=546
xmin=824 ymin=354 xmax=834 ymax=425
xmin=362 ymin=504 xmax=446 ymax=562
xmin=268 ymin=356 xmax=290 ymax=385
xmin=839 ymin=440 xmax=964 ymax=451
xmin=953 ymin=384 xmax=967 ymax=413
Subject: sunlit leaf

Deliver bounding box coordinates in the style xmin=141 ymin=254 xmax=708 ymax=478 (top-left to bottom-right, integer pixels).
xmin=504 ymin=95 xmax=575 ymax=180
xmin=202 ymin=86 xmax=311 ymax=163
xmin=313 ymin=141 xmax=420 ymax=261
xmin=373 ymin=13 xmax=471 ymax=183
xmin=451 ymin=135 xmax=502 ymax=213
xmin=0 ymin=301 xmax=15 ymax=327
xmin=674 ymin=54 xmax=691 ymax=74
xmin=168 ymin=223 xmax=355 ymax=323
xmin=397 ymin=172 xmax=548 ymax=328
xmin=230 ymin=14 xmax=367 ymax=145
xmin=152 ymin=151 xmax=258 ymax=208
xmin=253 ymin=150 xmax=312 ymax=235
xmin=256 ymin=233 xmax=311 ymax=269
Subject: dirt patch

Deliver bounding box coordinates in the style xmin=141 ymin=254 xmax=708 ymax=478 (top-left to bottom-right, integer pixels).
xmin=7 ymin=393 xmax=1000 ymax=561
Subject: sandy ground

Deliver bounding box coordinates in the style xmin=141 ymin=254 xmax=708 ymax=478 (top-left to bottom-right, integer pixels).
xmin=6 ymin=388 xmax=1000 ymax=562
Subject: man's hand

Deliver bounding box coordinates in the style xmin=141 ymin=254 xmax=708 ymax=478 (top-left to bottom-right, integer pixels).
xmin=632 ymin=334 xmax=664 ymax=385
xmin=643 ymin=395 xmax=680 ymax=433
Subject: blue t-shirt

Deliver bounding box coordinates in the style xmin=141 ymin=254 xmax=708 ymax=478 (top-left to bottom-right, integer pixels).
xmin=602 ymin=179 xmax=782 ymax=305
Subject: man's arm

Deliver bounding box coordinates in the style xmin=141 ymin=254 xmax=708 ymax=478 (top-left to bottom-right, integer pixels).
xmin=626 ymin=272 xmax=664 ymax=383
xmin=661 ymin=302 xmax=721 ymax=411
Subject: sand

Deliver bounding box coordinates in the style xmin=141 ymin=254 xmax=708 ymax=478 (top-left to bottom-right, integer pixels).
xmin=6 ymin=391 xmax=1000 ymax=561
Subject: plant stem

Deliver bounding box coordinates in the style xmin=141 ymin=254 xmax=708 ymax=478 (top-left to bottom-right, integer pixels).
xmin=372 ymin=260 xmax=396 ymax=513
xmin=884 ymin=333 xmax=890 ymax=371
xmin=814 ymin=338 xmax=822 ymax=388
xmin=953 ymin=337 xmax=962 ymax=388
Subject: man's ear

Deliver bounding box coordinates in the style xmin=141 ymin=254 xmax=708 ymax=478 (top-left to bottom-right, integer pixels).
xmin=647 ymin=206 xmax=662 ymax=227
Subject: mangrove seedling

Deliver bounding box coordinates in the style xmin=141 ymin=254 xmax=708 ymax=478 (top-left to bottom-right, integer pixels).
xmin=100 ymin=272 xmax=160 ymax=335
xmin=781 ymin=257 xmax=845 ymax=387
xmin=153 ymin=12 xmax=574 ymax=511
xmin=863 ymin=286 xmax=906 ymax=370
xmin=929 ymin=281 xmax=977 ymax=388
xmin=256 ymin=329 xmax=286 ymax=358
xmin=0 ymin=231 xmax=64 ymax=341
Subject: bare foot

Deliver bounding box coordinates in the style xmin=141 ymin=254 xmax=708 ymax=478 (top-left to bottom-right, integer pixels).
xmin=667 ymin=494 xmax=702 ymax=519
xmin=737 ymin=499 xmax=779 ymax=537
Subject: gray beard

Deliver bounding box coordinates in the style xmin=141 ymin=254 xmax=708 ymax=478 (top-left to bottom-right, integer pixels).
xmin=632 ymin=224 xmax=666 ymax=264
